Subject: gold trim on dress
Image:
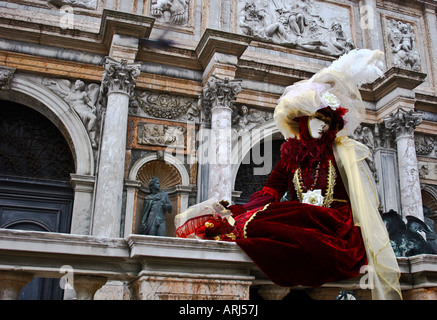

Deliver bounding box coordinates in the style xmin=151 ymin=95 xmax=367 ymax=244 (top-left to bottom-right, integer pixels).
xmin=243 ymin=203 xmax=271 ymax=239
xmin=293 ymin=160 xmax=337 ymax=208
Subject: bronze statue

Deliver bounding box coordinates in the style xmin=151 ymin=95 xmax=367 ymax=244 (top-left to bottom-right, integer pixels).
xmin=140 ymin=177 xmax=173 ymax=236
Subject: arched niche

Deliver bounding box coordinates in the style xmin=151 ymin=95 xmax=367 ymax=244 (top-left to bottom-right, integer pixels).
xmin=125 ymin=153 xmax=192 ymax=236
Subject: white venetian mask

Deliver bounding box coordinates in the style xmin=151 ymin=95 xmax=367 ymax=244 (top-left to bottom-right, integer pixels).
xmin=308 ymin=115 xmax=330 ymax=139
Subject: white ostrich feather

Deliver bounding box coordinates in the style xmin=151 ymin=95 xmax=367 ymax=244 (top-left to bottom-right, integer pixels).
xmin=322 ymin=48 xmax=385 ymax=87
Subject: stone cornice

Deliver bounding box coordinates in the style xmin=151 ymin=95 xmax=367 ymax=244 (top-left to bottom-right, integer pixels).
xmin=0 ymin=9 xmax=154 ymax=55
xmin=196 ymin=29 xmax=252 ymax=69
xmin=363 ymin=67 xmax=427 ymax=102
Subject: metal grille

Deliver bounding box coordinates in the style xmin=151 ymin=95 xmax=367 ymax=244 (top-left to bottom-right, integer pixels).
xmin=0 ymin=101 xmax=75 ymax=181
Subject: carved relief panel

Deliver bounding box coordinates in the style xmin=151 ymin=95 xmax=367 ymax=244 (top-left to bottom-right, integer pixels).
xmin=130 ymin=90 xmax=200 ymax=123
xmin=236 ymin=0 xmax=355 ymax=56
xmin=138 ymin=122 xmax=186 ymax=149
xmin=48 ymin=0 xmax=98 ymax=10
xmin=141 ymin=0 xmax=195 ymax=33
xmin=383 ymin=17 xmax=422 ymax=71
xmin=151 ymin=0 xmax=189 ymax=26
xmin=43 ymin=77 xmax=102 ymax=150
xmin=127 ymin=116 xmax=197 ymax=155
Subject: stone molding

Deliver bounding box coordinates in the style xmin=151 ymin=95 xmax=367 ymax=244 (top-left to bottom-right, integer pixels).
xmin=365 ymin=67 xmax=427 ymax=102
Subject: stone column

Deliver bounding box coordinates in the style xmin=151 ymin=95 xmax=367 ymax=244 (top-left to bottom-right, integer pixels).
xmin=202 ymin=75 xmax=242 ymax=202
xmin=258 ymin=284 xmax=290 ymax=300
xmin=0 ymin=271 xmax=34 ymax=300
xmin=73 ymin=275 xmax=107 ymax=300
xmin=384 ymin=108 xmax=424 ymax=220
xmin=92 ymin=57 xmax=141 ymax=238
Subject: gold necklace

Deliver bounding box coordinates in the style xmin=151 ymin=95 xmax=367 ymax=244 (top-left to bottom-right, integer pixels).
xmin=293 ymin=160 xmax=337 ymax=208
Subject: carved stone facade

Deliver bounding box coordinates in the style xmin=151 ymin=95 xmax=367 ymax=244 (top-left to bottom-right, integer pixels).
xmin=385 ymin=109 xmax=424 ymax=220
xmin=0 ymin=0 xmax=436 ymax=301
xmin=101 ymin=58 xmax=142 ymax=96
xmin=0 ymin=66 xmax=15 ymax=90
xmin=43 ymin=78 xmax=101 ymax=149
xmin=237 ymin=0 xmax=354 ymax=56
xmin=201 ymin=76 xmax=242 ymax=116
xmin=151 ymin=0 xmax=189 ymax=26
xmin=386 ymin=18 xmax=421 ymax=71
xmin=130 ymin=90 xmax=200 ymax=122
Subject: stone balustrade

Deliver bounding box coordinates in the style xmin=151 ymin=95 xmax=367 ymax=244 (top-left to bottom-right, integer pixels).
xmin=0 ymin=228 xmax=436 ymax=300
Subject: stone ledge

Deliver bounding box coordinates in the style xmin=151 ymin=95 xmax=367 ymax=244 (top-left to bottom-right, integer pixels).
xmin=127 ymin=234 xmax=252 ymax=264
xmin=0 ymin=229 xmax=436 ymax=298
xmin=0 ymin=228 xmax=128 ymax=258
xmin=0 ymin=229 xmax=136 ymax=280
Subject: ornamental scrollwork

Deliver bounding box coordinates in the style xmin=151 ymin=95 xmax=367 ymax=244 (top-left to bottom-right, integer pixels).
xmin=415 ymin=134 xmax=436 ymax=157
xmin=231 ymin=104 xmax=273 ymax=144
xmin=138 ymin=123 xmax=186 ymax=149
xmin=130 ymin=90 xmax=200 ymax=122
xmin=351 ymin=124 xmax=378 ymax=183
xmin=48 ymin=0 xmax=98 ymax=10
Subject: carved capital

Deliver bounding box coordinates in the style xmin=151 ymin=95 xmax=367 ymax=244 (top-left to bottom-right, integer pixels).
xmin=384 ymin=108 xmax=422 ymax=139
xmin=0 ymin=66 xmax=16 ymax=90
xmin=101 ymin=57 xmax=142 ymax=96
xmin=201 ymin=75 xmax=242 ymax=111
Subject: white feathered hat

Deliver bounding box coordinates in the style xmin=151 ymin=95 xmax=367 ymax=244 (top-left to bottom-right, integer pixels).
xmin=274 ymin=49 xmax=385 ymax=139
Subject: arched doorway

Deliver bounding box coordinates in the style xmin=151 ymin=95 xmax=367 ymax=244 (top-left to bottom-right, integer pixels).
xmin=0 ymin=100 xmax=75 ymax=299
xmin=234 ymin=139 xmax=283 ymax=205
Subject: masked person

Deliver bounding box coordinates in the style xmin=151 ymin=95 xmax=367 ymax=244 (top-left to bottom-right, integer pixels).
xmin=175 ymin=49 xmax=402 ymax=300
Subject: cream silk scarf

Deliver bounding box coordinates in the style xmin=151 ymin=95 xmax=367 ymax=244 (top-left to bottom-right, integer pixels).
xmin=334 ymin=136 xmax=402 ymax=300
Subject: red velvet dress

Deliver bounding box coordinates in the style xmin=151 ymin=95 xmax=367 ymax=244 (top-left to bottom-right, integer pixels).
xmin=183 ymin=117 xmax=367 ymax=288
